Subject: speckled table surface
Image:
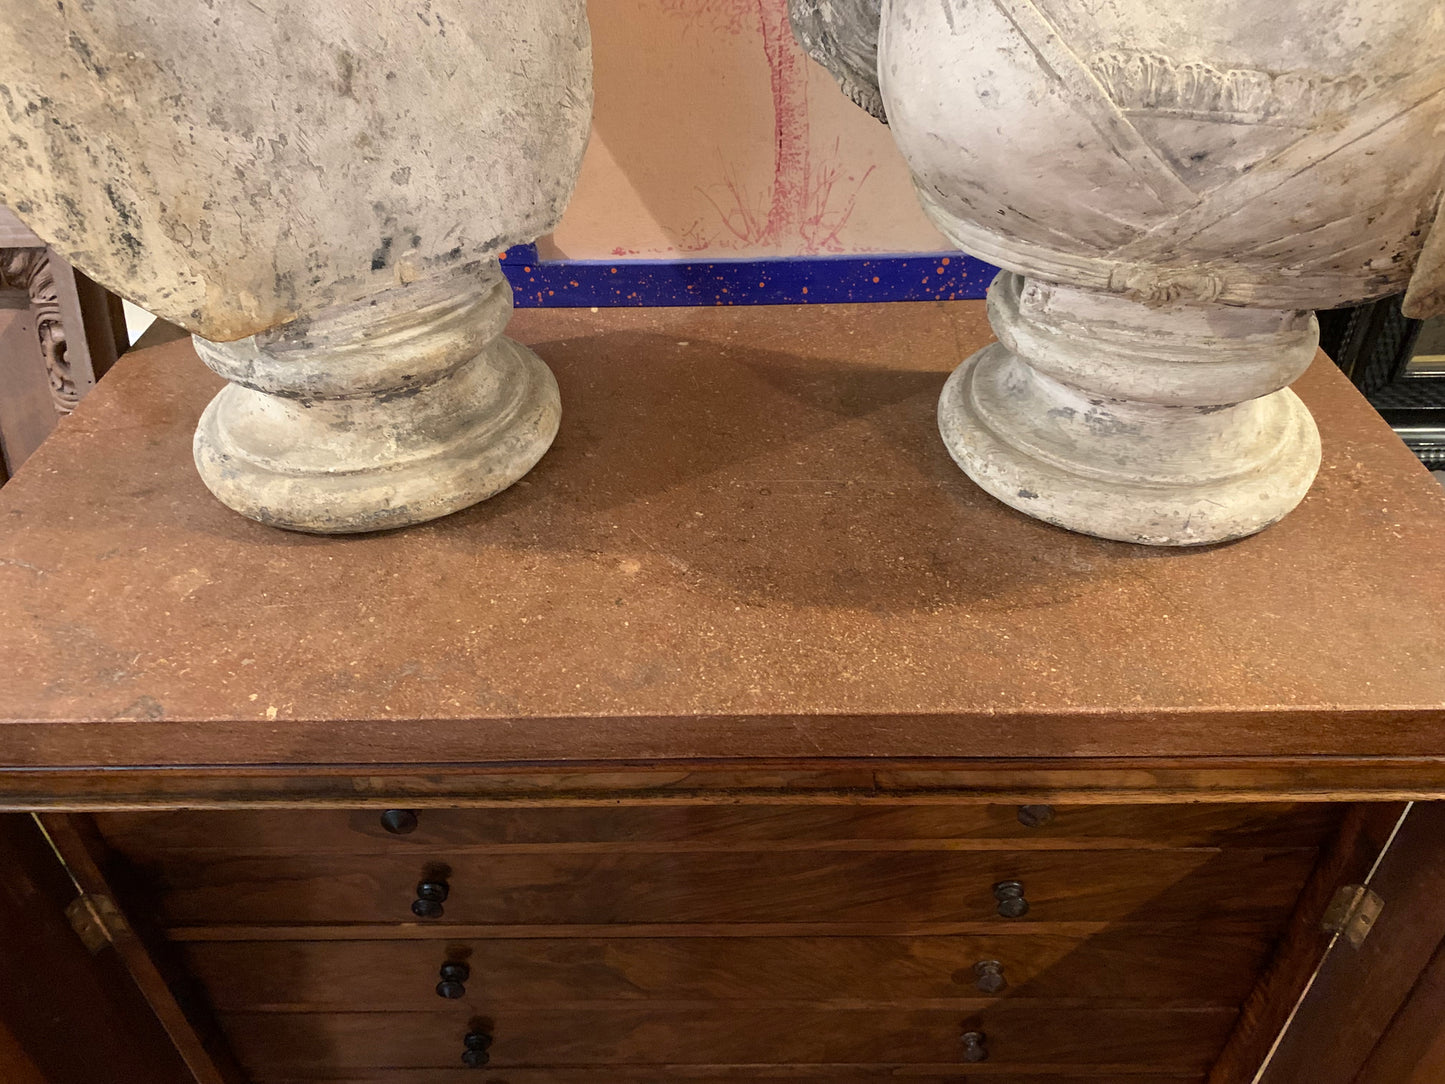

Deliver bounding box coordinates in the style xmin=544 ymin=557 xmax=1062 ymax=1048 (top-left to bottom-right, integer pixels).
xmin=1 ymin=301 xmax=1443 ymax=784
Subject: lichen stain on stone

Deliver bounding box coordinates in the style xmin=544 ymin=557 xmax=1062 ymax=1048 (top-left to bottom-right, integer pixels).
xmin=0 ymin=85 xmax=24 ymax=124
xmin=371 ymin=236 xmax=394 ymax=271
xmin=273 ymin=269 xmax=299 ymax=312
xmin=335 ymin=50 xmax=359 ymax=99
xmin=102 ymin=181 xmax=144 ymax=259
xmin=66 ymin=31 xmax=109 ymax=80
xmin=376 ymin=383 xmax=426 ymax=404
xmin=55 ymin=191 xmax=86 ymax=231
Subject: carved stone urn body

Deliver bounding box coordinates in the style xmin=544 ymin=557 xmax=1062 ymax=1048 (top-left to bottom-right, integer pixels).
xmin=0 ymin=2 xmax=591 ymax=532
xmin=795 ymin=0 xmax=1445 ymax=544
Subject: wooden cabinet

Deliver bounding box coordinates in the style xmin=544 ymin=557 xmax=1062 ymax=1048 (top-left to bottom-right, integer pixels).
xmin=3 ymin=303 xmax=1444 ymax=1082
xmin=64 ymin=802 xmax=1334 ymax=1080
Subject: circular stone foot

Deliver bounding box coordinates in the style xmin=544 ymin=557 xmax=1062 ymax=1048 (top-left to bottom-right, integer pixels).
xmin=194 ymin=338 xmax=558 ymax=534
xmin=191 ymin=266 xmax=559 ymax=534
xmin=938 ymin=343 xmax=1321 ymax=546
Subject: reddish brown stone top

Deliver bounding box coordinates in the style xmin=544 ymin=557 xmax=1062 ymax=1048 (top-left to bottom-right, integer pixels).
xmin=0 ymin=302 xmax=1442 ymax=771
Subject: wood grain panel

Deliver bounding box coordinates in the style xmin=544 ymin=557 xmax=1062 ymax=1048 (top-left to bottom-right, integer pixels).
xmin=132 ymin=848 xmax=1319 ymax=928
xmin=0 ymin=814 xmax=197 ymax=1084
xmin=182 ymin=927 xmax=1274 ymax=1010
xmin=1353 ymin=935 xmax=1445 ymax=1083
xmin=219 ymin=1005 xmax=1236 ymax=1072
xmin=12 ymin=760 xmax=1445 ymax=808
xmin=92 ymin=803 xmax=1340 ymax=857
xmin=34 ymin=814 xmax=248 ymax=1084
xmin=1260 ymin=802 xmax=1445 ymax=1084
xmin=1207 ymin=802 xmax=1406 ymax=1084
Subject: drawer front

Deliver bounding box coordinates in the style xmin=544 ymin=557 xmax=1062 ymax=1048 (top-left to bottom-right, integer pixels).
xmin=94 ymin=802 xmax=1340 ymax=857
xmin=144 ymin=847 xmax=1317 ymax=928
xmin=220 ymin=1005 xmax=1236 ymax=1073
xmin=183 ymin=928 xmax=1274 ymax=1010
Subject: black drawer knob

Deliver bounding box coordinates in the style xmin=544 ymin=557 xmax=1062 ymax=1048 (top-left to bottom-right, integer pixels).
xmin=961 ymin=1029 xmax=988 ymax=1063
xmin=412 ymin=879 xmax=450 ymax=919
xmin=973 ymin=959 xmax=1007 ymax=994
xmin=437 ymin=961 xmax=471 ymax=999
xmin=380 ymin=809 xmax=419 ymax=835
xmin=993 ymin=880 xmax=1029 ymax=918
xmin=462 ymin=1028 xmax=493 ymax=1068
xmin=1016 ymin=804 xmax=1054 ymax=828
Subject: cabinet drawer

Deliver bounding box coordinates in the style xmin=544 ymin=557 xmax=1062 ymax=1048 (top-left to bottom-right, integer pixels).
xmin=220 ymin=1005 xmax=1236 ymax=1073
xmin=183 ymin=927 xmax=1274 ymax=1010
xmin=146 ymin=847 xmax=1317 ymax=928
xmin=94 ymin=802 xmax=1340 ymax=857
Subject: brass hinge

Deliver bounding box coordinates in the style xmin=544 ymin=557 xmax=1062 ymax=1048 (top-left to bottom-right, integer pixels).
xmin=1322 ymin=884 xmax=1385 ymax=949
xmin=64 ymin=893 xmax=127 ymax=955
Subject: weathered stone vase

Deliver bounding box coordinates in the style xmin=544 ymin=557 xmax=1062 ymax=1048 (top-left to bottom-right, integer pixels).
xmin=794 ymin=0 xmax=1445 ymax=544
xmin=0 ymin=2 xmax=592 ymax=532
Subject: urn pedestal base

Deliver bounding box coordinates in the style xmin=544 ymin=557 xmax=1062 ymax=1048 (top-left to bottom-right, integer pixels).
xmin=192 ymin=263 xmax=559 ymax=534
xmin=939 ymin=273 xmax=1322 ymax=546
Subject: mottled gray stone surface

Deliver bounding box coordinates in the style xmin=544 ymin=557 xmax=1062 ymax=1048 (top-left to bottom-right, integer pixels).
xmin=0 ymin=2 xmax=592 ymax=341
xmin=806 ymin=0 xmax=1445 ymax=544
xmin=788 ymin=0 xmax=885 ymax=121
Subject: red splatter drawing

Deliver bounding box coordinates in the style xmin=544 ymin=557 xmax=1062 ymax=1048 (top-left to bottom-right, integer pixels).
xmin=659 ymin=0 xmax=874 ymax=253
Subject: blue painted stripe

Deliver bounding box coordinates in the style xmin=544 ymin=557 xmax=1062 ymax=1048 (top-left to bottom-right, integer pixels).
xmin=499 ymin=244 xmax=997 ymax=307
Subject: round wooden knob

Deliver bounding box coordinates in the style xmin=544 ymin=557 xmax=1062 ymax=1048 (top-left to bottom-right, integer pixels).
xmin=1016 ymin=804 xmax=1055 ymax=828
xmin=380 ymin=809 xmax=419 ymax=835
xmin=973 ymin=959 xmax=1007 ymax=994
xmin=462 ymin=1029 xmax=493 ymax=1068
xmin=993 ymin=880 xmax=1029 ymax=918
xmin=961 ymin=1030 xmax=988 ymax=1063
xmin=412 ymin=879 xmax=450 ymax=919
xmin=437 ymin=961 xmax=471 ymax=999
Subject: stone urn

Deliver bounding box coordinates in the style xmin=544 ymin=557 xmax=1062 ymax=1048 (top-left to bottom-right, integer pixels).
xmin=793 ymin=0 xmax=1445 ymax=544
xmin=0 ymin=2 xmax=592 ymax=532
